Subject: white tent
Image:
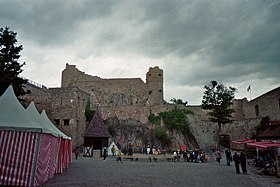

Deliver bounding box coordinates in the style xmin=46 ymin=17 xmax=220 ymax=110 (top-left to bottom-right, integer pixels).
xmin=0 ymin=86 xmax=45 ymax=133
xmin=26 ymin=101 xmax=60 ymax=137
xmin=107 ymin=141 xmax=119 ymax=156
xmin=41 ymin=109 xmax=70 ymax=140
xmin=26 ymin=102 xmax=70 ymax=139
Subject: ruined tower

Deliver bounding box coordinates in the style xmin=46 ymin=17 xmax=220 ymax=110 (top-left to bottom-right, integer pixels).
xmin=146 ymin=66 xmax=164 ymax=106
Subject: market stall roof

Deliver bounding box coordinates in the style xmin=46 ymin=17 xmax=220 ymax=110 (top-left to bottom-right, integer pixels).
xmin=41 ymin=109 xmax=71 ymax=140
xmin=232 ymin=139 xmax=255 ymax=145
xmin=0 ymin=85 xmax=43 ymax=132
xmin=26 ymin=101 xmax=59 ymax=137
xmin=246 ymin=142 xmax=280 ymax=149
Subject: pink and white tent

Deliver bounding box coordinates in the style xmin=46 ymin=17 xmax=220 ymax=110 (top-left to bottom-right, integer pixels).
xmin=40 ymin=109 xmax=72 ymax=174
xmin=0 ymin=86 xmax=72 ymax=186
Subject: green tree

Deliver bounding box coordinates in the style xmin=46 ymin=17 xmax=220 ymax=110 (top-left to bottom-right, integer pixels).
xmin=148 ymin=113 xmax=161 ymax=126
xmin=155 ymin=126 xmax=172 ymax=146
xmin=160 ymin=108 xmax=190 ymax=134
xmin=0 ymin=27 xmax=27 ymax=97
xmin=202 ymin=80 xmax=236 ymax=148
xmin=85 ymin=100 xmax=95 ymax=122
xmin=148 ymin=107 xmax=196 ymax=148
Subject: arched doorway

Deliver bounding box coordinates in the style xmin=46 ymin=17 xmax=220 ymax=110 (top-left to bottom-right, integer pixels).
xmin=219 ymin=134 xmax=231 ymax=148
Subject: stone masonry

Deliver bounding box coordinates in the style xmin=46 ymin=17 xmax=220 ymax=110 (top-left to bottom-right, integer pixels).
xmin=23 ymin=64 xmax=280 ymax=149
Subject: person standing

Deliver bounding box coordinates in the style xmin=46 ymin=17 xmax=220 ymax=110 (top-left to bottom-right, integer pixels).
xmin=146 ymin=145 xmax=151 ymax=155
xmin=240 ymin=152 xmax=247 ymax=174
xmin=111 ymin=145 xmax=116 ymax=157
xmin=103 ymin=148 xmax=107 ymax=160
xmin=116 ymin=149 xmax=122 ymax=163
xmin=75 ymin=147 xmax=79 ymax=159
xmin=215 ymin=150 xmax=222 ymax=165
xmin=233 ymin=152 xmax=240 ymax=174
xmin=225 ymin=148 xmax=232 ymax=166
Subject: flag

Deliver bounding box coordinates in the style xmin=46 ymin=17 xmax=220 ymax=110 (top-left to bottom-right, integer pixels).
xmin=247 ymin=85 xmax=251 ymax=92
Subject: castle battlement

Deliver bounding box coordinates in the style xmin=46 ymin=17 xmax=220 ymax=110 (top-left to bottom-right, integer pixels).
xmin=61 ymin=63 xmax=164 ymax=107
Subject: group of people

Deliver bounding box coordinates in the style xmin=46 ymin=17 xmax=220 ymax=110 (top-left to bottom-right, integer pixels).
xmin=110 ymin=145 xmax=123 ymax=163
xmin=215 ymin=148 xmax=247 ymax=175
xmin=146 ymin=145 xmax=162 ymax=155
xmin=233 ymin=151 xmax=247 ymax=174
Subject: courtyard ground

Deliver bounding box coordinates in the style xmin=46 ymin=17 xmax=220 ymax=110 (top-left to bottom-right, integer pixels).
xmin=42 ymin=154 xmax=280 ymax=187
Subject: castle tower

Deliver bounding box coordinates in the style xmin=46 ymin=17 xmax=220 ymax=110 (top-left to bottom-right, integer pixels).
xmin=61 ymin=63 xmax=78 ymax=87
xmin=146 ymin=66 xmax=163 ymax=106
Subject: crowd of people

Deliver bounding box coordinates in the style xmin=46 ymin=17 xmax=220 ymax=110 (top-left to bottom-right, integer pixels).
xmin=77 ymin=143 xmax=278 ymax=176
xmin=253 ymin=149 xmax=277 ymax=175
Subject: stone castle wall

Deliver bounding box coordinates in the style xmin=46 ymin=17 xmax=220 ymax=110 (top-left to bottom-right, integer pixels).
xmin=24 ymin=84 xmax=90 ymax=148
xmin=23 ymin=64 xmax=280 ymax=149
xmin=48 ymin=87 xmax=90 ymax=148
xmin=61 ymin=64 xmax=163 ymax=107
xmin=23 ymin=83 xmax=51 ymax=112
xmin=241 ymin=87 xmax=280 ymax=121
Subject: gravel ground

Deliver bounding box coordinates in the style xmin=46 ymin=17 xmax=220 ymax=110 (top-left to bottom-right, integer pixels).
xmin=42 ymin=154 xmax=280 ymax=187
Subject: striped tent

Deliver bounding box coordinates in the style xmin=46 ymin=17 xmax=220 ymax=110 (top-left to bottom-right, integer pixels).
xmin=0 ymin=85 xmax=71 ymax=186
xmin=26 ymin=102 xmax=71 ymax=183
xmin=40 ymin=109 xmax=72 ymax=174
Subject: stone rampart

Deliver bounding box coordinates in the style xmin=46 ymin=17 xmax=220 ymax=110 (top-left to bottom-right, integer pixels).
xmin=23 ymin=64 xmax=280 ymax=149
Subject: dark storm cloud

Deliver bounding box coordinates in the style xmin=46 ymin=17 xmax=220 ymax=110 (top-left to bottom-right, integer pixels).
xmin=0 ymin=0 xmax=117 ymax=46
xmin=139 ymin=0 xmax=280 ymax=86
xmin=0 ymin=0 xmax=279 ymax=104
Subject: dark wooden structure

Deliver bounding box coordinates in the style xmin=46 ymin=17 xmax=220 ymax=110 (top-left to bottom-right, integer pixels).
xmin=83 ymin=110 xmax=111 ymax=157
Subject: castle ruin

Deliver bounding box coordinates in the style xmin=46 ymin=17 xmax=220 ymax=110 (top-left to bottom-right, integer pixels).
xmin=23 ymin=64 xmax=280 ymax=149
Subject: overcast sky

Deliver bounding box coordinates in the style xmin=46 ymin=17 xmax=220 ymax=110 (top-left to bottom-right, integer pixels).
xmin=1 ymin=0 xmax=279 ymax=105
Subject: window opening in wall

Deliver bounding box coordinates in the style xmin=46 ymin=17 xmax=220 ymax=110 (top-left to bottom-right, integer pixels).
xmin=54 ymin=119 xmax=60 ymax=126
xmin=159 ymin=90 xmax=162 ymax=92
xmin=60 ymin=97 xmax=62 ymax=105
xmin=255 ymin=105 xmax=259 ymax=116
xmin=159 ymin=74 xmax=161 ymax=76
xmin=149 ymin=91 xmax=152 ymax=94
xmin=77 ymin=97 xmax=80 ymax=104
xmin=64 ymin=119 xmax=70 ymax=126
xmin=149 ymin=74 xmax=151 ymax=76
xmin=26 ymin=90 xmax=31 ymax=94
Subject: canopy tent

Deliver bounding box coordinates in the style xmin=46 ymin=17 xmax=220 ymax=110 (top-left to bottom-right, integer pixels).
xmin=232 ymin=139 xmax=255 ymax=145
xmin=246 ymin=142 xmax=280 ymax=149
xmin=40 ymin=110 xmax=70 ymax=140
xmin=0 ymin=85 xmax=72 ymax=186
xmin=0 ymin=86 xmax=45 ymax=133
xmin=0 ymin=86 xmax=43 ymax=186
xmin=26 ymin=102 xmax=60 ymax=137
xmin=107 ymin=141 xmax=119 ymax=156
xmin=41 ymin=109 xmax=72 ymax=173
xmin=26 ymin=102 xmax=72 ymax=175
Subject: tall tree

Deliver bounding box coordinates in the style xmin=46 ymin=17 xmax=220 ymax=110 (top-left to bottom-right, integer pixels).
xmin=0 ymin=27 xmax=27 ymax=97
xmin=202 ymin=80 xmax=236 ymax=148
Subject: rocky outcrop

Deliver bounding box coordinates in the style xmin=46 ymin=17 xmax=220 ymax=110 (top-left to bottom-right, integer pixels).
xmin=105 ymin=116 xmax=199 ymax=151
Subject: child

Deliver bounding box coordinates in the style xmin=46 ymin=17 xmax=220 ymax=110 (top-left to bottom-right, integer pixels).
xmin=116 ymin=149 xmax=122 ymax=163
xmin=75 ymin=147 xmax=79 ymax=159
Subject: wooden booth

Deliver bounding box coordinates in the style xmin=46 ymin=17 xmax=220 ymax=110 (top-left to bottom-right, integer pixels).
xmin=83 ymin=110 xmax=111 ymax=157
